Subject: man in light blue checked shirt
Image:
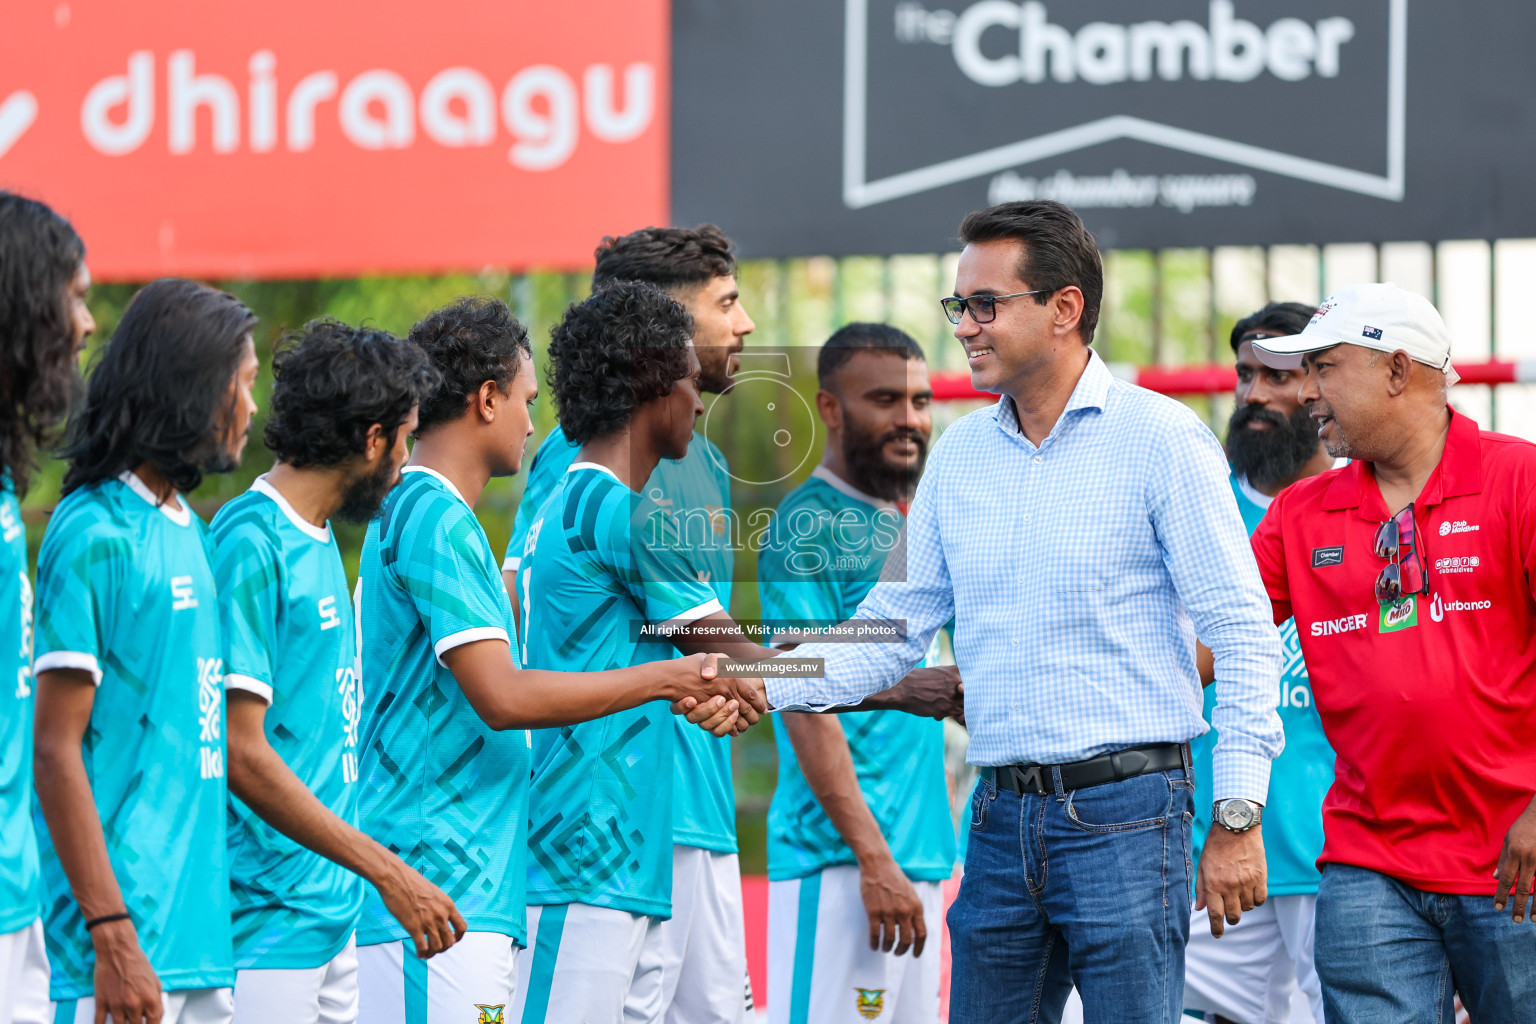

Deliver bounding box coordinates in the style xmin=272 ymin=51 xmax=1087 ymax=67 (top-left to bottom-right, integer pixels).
xmin=763 ymin=201 xmax=1284 ymax=1024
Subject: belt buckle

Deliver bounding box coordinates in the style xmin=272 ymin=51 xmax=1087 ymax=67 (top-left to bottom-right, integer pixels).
xmin=1019 ymin=765 xmax=1045 ymax=793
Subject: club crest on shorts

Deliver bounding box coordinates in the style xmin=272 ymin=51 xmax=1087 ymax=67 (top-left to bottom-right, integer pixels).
xmin=855 ymin=988 xmax=886 ymax=1020
xmin=475 ymin=1005 xmax=505 ymax=1024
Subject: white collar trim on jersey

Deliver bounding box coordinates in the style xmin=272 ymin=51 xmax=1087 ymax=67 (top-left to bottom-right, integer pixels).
xmin=1236 ymin=458 xmax=1349 ymax=511
xmin=1234 ymin=474 xmax=1276 ymax=511
xmin=811 ymin=465 xmax=900 ymax=513
xmin=251 ymin=475 xmax=331 ymax=543
xmin=569 ymin=461 xmax=623 ymax=483
xmin=117 ymin=471 xmax=192 ymax=527
xmin=401 ymin=465 xmax=469 ymax=506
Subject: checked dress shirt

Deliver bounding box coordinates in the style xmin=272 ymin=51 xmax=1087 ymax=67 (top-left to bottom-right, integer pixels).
xmin=765 ymin=350 xmax=1284 ymax=803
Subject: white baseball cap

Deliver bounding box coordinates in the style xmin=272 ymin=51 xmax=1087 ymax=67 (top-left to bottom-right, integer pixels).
xmin=1251 ymin=282 xmax=1460 ymax=385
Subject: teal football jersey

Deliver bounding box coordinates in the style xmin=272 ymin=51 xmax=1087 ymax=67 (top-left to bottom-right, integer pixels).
xmin=0 ymin=473 xmax=39 ymax=934
xmin=759 ymin=468 xmax=956 ymax=882
xmin=32 ymin=474 xmax=232 ymax=998
xmin=517 ymin=463 xmax=724 ymax=918
xmin=1190 ymin=473 xmax=1336 ymax=895
xmin=212 ymin=479 xmax=363 ymax=968
xmin=507 ymin=427 xmax=738 ymax=853
xmin=357 ymin=467 xmax=529 ymax=945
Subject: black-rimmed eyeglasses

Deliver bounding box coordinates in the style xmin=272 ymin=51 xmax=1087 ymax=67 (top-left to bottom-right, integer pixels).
xmin=940 ymin=289 xmax=1047 ymax=325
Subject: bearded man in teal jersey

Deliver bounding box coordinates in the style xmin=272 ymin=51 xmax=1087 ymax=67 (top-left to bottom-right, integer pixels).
xmin=1184 ymin=302 xmax=1338 ymax=1024
xmin=759 ymin=324 xmax=958 ymax=1024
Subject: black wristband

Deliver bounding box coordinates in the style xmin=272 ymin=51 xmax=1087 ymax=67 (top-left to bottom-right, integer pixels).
xmin=84 ymin=912 xmax=131 ymax=931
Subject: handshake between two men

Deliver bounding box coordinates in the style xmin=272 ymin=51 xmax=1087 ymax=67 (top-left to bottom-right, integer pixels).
xmin=662 ymin=611 xmax=966 ymax=736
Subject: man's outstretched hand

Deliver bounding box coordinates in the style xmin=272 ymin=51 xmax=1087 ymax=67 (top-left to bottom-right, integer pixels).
xmin=668 ymin=653 xmax=769 ymax=736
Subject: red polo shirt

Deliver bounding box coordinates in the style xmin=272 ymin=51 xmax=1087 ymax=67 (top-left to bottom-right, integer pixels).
xmin=1251 ymin=410 xmax=1536 ymax=893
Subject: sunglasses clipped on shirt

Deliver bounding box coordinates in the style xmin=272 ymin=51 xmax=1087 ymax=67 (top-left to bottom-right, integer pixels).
xmin=1374 ymin=504 xmax=1428 ymax=605
xmin=940 ymin=289 xmax=1048 ymax=325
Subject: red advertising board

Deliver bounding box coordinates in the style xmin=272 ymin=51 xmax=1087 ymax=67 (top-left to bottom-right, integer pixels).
xmin=0 ymin=0 xmax=668 ymax=279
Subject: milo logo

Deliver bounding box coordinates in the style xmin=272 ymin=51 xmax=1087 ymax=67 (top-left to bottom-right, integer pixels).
xmin=1378 ymin=596 xmax=1418 ymax=633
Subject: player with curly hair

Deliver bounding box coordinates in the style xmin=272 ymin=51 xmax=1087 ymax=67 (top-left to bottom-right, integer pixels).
xmin=512 ymin=281 xmax=740 ymax=1024
xmin=353 ymin=296 xmax=759 ymax=1024
xmin=209 ymin=319 xmax=465 ymax=1022
xmin=0 ymin=191 xmax=94 ymax=1024
xmin=502 ymin=225 xmax=760 ymax=1024
xmin=509 ymin=284 xmax=961 ymax=1024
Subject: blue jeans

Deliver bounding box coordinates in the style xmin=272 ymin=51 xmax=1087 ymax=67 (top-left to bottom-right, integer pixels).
xmin=1315 ymin=863 xmax=1536 ymax=1023
xmin=948 ymin=767 xmax=1195 ymax=1024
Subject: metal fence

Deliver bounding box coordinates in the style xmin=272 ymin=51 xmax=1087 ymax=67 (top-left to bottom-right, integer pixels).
xmin=536 ymin=239 xmax=1535 ymax=443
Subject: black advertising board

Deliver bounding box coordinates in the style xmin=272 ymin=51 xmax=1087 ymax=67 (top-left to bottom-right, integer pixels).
xmin=672 ymin=0 xmax=1536 ymax=255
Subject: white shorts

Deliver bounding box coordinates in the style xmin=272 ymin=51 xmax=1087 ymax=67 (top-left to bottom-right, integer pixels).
xmin=512 ymin=903 xmax=654 ymax=1024
xmin=767 ymin=864 xmax=943 ymax=1024
xmin=51 ymin=988 xmax=231 ymax=1024
xmin=0 ymin=919 xmax=49 ymax=1024
xmin=232 ymin=936 xmax=357 ymax=1024
xmin=356 ymin=931 xmax=518 ymax=1024
xmin=628 ymin=846 xmax=750 ymax=1024
xmin=1183 ymin=893 xmax=1323 ymax=1024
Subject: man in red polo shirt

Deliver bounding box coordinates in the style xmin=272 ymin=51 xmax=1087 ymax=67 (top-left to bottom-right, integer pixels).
xmin=1248 ymin=282 xmax=1536 ymax=1023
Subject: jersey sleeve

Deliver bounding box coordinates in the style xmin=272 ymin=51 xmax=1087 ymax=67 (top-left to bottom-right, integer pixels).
xmin=213 ymin=522 xmax=282 ymax=704
xmin=1250 ymin=487 xmax=1293 ymax=624
xmin=398 ymin=497 xmax=512 ymax=664
xmin=505 ymin=430 xmax=578 ymax=573
xmin=611 ymin=492 xmax=722 ymax=631
xmin=33 ymin=515 xmax=127 ymax=684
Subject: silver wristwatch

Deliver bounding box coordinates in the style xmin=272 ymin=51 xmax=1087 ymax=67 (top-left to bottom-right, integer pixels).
xmin=1212 ymin=798 xmax=1263 ymax=833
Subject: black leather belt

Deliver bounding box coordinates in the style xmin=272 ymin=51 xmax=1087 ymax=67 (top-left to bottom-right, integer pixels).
xmin=994 ymin=743 xmax=1188 ymax=796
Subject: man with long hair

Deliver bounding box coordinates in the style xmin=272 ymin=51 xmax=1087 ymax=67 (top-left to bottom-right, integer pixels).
xmin=32 ymin=278 xmax=260 ymax=1024
xmin=353 ymin=296 xmax=753 ymax=1024
xmin=0 ymin=191 xmax=95 ymax=1024
xmin=212 ymin=320 xmax=463 ymax=1022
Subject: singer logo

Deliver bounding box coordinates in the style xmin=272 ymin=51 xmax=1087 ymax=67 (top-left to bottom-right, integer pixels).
xmin=1309 ymin=613 xmax=1368 ymax=638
